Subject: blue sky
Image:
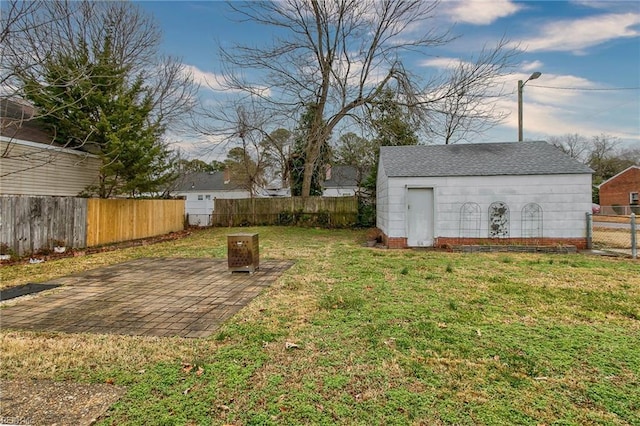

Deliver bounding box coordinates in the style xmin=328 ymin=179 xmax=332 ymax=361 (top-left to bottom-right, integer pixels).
xmin=137 ymin=0 xmax=640 ymax=159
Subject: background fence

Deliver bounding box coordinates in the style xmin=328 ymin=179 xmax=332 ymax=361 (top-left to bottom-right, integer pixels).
xmin=591 ymin=213 xmax=638 ymax=258
xmin=210 ymin=196 xmax=358 ymax=227
xmin=0 ymin=196 xmax=185 ymax=256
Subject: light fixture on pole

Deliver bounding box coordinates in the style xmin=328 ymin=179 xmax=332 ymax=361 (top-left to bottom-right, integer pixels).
xmin=518 ymin=71 xmax=542 ymax=142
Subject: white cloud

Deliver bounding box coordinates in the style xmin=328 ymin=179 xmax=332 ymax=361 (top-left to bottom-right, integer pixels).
xmin=414 ymin=61 xmax=639 ymax=146
xmin=521 ymin=60 xmax=543 ymax=72
xmin=491 ymin=72 xmax=640 ymax=145
xmin=511 ymin=12 xmax=640 ymax=53
xmin=183 ymin=64 xmax=271 ymax=97
xmin=183 ymin=64 xmax=226 ymax=91
xmin=444 ymin=0 xmax=522 ymax=25
xmin=418 ymin=57 xmax=462 ymax=69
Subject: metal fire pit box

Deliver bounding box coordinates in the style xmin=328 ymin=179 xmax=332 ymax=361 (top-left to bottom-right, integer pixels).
xmin=227 ymin=233 xmax=259 ymax=273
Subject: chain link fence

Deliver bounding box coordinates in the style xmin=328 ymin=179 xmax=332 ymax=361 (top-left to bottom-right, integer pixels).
xmin=590 ymin=213 xmax=638 ymax=258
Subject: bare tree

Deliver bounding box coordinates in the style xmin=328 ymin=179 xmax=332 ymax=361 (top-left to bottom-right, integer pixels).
xmin=223 ymin=105 xmax=273 ymax=197
xmin=216 ymin=0 xmax=517 ymax=196
xmin=333 ymin=131 xmax=377 ymax=191
xmin=548 ymin=133 xmax=638 ymax=186
xmin=260 ymin=128 xmax=294 ymax=188
xmin=587 ymin=134 xmax=637 ymax=183
xmin=549 ymin=133 xmax=590 ymax=162
xmin=427 ymin=39 xmax=514 ymax=144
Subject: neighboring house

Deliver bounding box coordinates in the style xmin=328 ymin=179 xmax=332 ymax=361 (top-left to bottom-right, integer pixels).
xmin=172 ymin=171 xmax=250 ymax=226
xmin=0 ymin=99 xmax=101 ymax=196
xmin=597 ymin=166 xmax=640 ymax=214
xmin=322 ymin=165 xmax=360 ymax=197
xmin=376 ymin=141 xmax=594 ymax=249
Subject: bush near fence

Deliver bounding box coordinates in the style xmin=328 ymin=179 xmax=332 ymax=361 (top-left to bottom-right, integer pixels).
xmin=211 ymin=196 xmax=358 ymax=228
xmin=0 ymin=196 xmax=185 ymax=256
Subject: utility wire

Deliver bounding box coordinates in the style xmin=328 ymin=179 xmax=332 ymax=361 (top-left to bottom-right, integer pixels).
xmin=527 ymin=84 xmax=640 ymax=91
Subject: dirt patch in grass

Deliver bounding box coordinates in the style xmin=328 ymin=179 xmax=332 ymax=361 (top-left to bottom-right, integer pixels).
xmin=0 ymin=379 xmax=126 ymax=426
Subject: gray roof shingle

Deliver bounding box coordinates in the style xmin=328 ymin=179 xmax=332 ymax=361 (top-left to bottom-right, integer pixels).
xmin=173 ymin=171 xmax=245 ymax=191
xmin=323 ymin=165 xmax=359 ymax=188
xmin=380 ymin=141 xmax=593 ymax=177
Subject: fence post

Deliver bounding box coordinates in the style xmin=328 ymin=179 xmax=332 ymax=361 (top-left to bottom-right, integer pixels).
xmin=586 ymin=212 xmax=593 ymax=250
xmin=631 ymin=213 xmax=637 ymax=260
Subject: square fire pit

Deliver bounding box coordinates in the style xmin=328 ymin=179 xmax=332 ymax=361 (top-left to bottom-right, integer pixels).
xmin=227 ymin=233 xmax=259 ymax=273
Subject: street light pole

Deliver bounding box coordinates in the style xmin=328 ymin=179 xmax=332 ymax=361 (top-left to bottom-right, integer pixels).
xmin=518 ymin=71 xmax=542 ymax=142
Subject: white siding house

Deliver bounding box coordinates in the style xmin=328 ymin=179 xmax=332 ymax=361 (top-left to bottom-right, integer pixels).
xmin=377 ymin=141 xmax=593 ymax=249
xmin=1 ymin=99 xmax=101 ymax=196
xmin=321 ymin=165 xmax=360 ymax=197
xmin=1 ymin=137 xmax=101 ymax=196
xmin=173 ymin=171 xmax=250 ymax=226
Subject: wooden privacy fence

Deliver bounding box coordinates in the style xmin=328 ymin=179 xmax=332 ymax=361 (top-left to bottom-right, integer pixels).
xmin=211 ymin=196 xmax=358 ymax=227
xmin=0 ymin=196 xmax=87 ymax=256
xmin=0 ymin=196 xmax=185 ymax=255
xmin=86 ymin=199 xmax=184 ymax=247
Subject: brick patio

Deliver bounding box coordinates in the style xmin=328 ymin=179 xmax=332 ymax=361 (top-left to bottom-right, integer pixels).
xmin=1 ymin=258 xmax=293 ymax=338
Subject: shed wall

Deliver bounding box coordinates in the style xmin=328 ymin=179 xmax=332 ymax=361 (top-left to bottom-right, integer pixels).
xmin=376 ymin=159 xmax=390 ymax=235
xmin=382 ymin=174 xmax=592 ymax=243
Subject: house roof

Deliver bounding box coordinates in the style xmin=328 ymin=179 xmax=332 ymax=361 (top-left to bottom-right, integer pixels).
xmin=379 ymin=141 xmax=594 ymax=177
xmin=597 ymin=165 xmax=640 ymax=188
xmin=323 ymin=165 xmax=359 ymax=188
xmin=0 ymin=98 xmax=54 ymax=145
xmin=1 ymin=98 xmax=101 ymax=153
xmin=173 ymin=171 xmax=246 ymax=192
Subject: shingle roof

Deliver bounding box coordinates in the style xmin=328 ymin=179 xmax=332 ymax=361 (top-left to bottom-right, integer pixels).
xmin=323 ymin=165 xmax=359 ymax=188
xmin=380 ymin=141 xmax=593 ymax=177
xmin=1 ymin=98 xmax=54 ymax=145
xmin=173 ymin=171 xmax=245 ymax=191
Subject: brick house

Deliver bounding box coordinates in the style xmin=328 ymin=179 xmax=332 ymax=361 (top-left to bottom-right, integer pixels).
xmin=598 ymin=166 xmax=640 ymax=214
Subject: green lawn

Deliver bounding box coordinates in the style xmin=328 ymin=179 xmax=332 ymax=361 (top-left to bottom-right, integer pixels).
xmin=1 ymin=227 xmax=639 ymax=425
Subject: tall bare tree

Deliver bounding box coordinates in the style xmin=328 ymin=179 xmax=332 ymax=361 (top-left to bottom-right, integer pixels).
xmin=223 ymin=106 xmax=272 ymax=197
xmin=549 ymin=133 xmax=590 ymax=162
xmin=217 ymin=0 xmax=517 ymax=196
xmin=427 ymin=41 xmax=513 ymax=144
xmin=260 ymin=128 xmax=294 ymax=188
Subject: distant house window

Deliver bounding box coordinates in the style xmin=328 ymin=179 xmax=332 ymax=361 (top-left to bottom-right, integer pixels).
xmin=205 ymin=195 xmax=211 ymax=200
xmin=197 ymin=195 xmax=203 ymax=201
xmin=631 ymin=192 xmax=639 ymax=205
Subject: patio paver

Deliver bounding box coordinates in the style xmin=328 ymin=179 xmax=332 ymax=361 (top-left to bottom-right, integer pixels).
xmin=1 ymin=258 xmax=294 ymax=338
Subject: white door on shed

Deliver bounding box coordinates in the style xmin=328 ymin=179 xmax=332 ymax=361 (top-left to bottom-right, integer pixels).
xmin=407 ymin=187 xmax=434 ymax=247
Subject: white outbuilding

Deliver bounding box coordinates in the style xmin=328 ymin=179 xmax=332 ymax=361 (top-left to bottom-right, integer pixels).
xmin=376 ymin=141 xmax=593 ymax=249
